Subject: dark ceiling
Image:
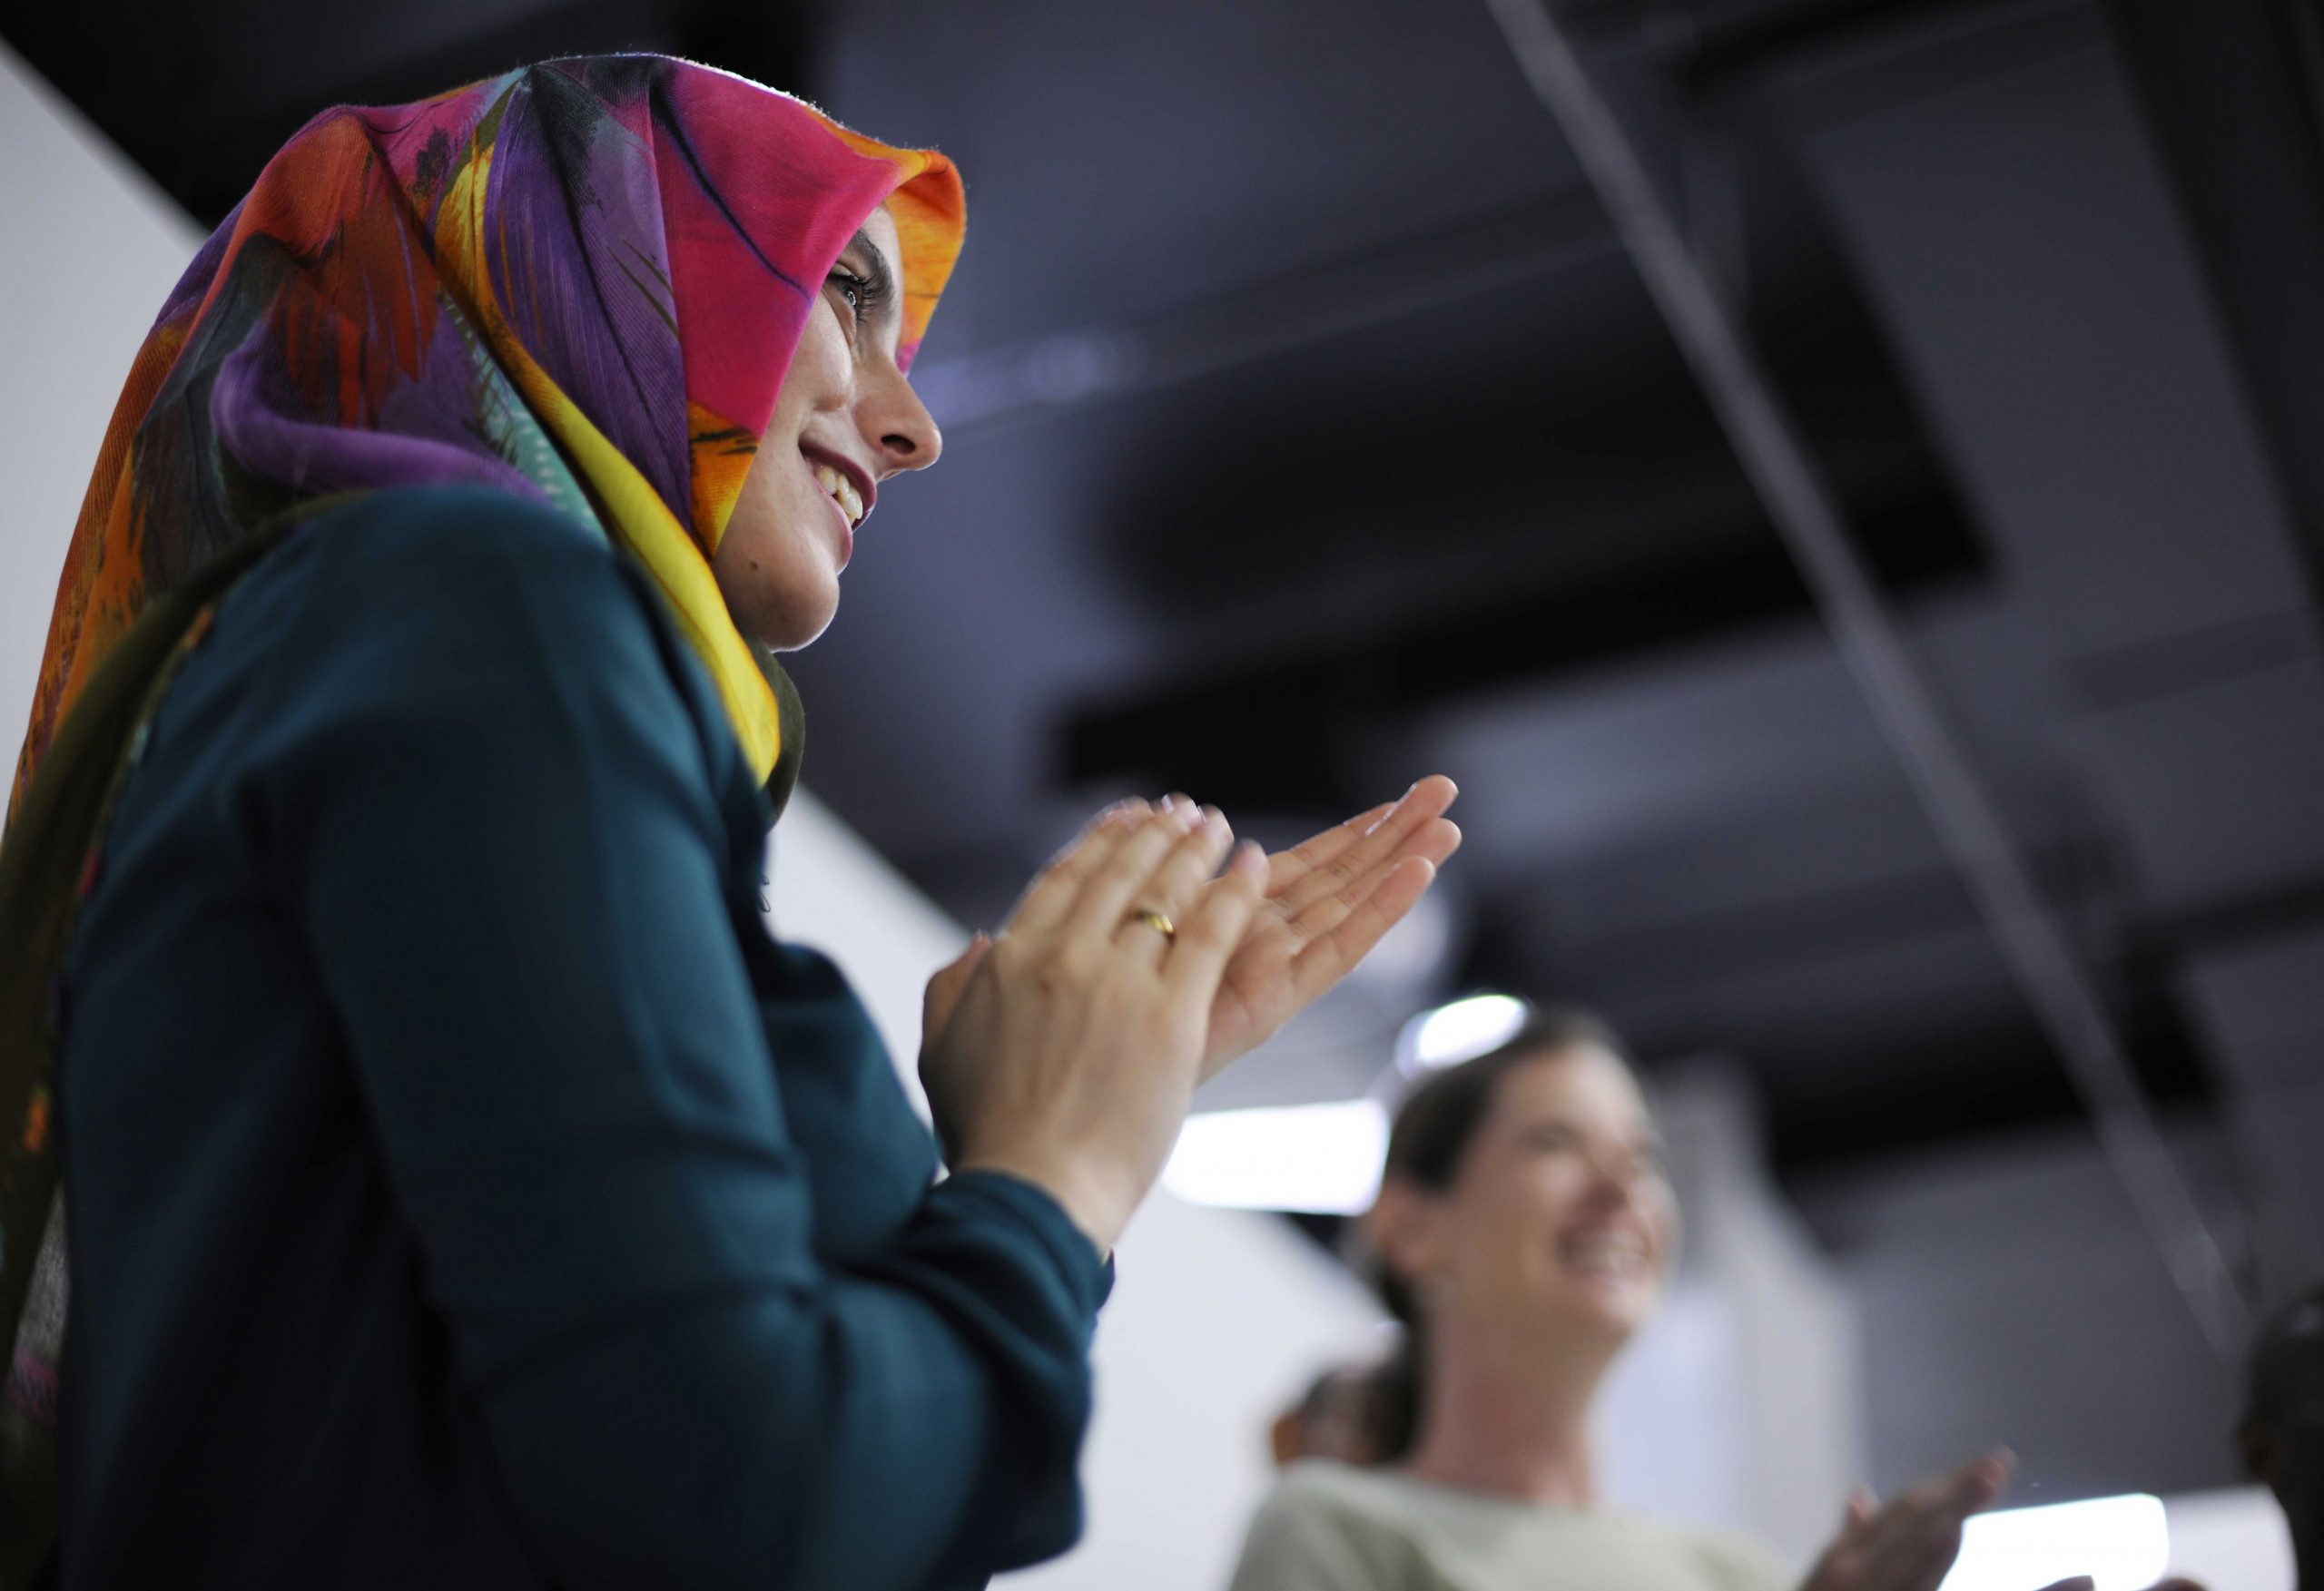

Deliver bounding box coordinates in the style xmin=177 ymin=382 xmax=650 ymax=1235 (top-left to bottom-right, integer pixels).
xmin=14 ymin=0 xmax=2324 ymax=1259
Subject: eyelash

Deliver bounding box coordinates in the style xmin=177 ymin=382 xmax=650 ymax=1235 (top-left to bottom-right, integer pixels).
xmin=827 ymin=268 xmax=884 ymax=328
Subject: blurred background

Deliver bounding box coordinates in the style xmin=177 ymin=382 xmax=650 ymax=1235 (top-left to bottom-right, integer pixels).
xmin=5 ymin=0 xmax=2320 ymax=1586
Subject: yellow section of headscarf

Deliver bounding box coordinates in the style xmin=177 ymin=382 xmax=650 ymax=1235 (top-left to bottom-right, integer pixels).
xmin=436 ymin=123 xmax=783 ymax=781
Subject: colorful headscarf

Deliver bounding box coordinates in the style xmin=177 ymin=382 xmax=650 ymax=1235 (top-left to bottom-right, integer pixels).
xmin=12 ymin=53 xmax=963 ymax=810
xmin=0 ymin=56 xmax=962 ymax=1582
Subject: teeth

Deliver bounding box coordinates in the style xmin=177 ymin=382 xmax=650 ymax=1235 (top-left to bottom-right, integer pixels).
xmin=812 ymin=463 xmax=864 ymax=526
xmin=1560 ymin=1232 xmax=1647 ymax=1274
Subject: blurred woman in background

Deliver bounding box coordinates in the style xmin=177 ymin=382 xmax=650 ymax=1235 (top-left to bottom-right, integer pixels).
xmin=0 ymin=54 xmax=1460 ymax=1589
xmin=1227 ymin=1009 xmax=2152 ymax=1591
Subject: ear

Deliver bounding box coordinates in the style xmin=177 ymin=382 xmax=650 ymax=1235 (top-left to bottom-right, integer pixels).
xmin=1365 ymin=1171 xmax=1448 ymax=1297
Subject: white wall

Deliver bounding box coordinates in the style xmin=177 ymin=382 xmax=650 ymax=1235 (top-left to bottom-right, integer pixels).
xmin=0 ymin=40 xmax=201 ymax=732
xmin=1599 ymin=1059 xmax=1866 ymax=1573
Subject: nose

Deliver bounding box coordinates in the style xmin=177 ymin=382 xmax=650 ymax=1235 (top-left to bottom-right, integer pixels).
xmin=862 ymin=358 xmax=943 ymax=477
xmin=1581 ymin=1145 xmax=1646 ymax=1208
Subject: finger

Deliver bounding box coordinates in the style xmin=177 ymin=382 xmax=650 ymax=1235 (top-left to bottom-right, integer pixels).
xmin=1859 ymin=1455 xmax=2007 ymax=1584
xmin=1284 ymin=855 xmax=1442 ymax=1009
xmin=1846 ymin=1486 xmax=1877 ymax=1529
xmin=1847 ymin=1460 xmax=1982 ymax=1567
xmin=1261 ymin=778 xmax=1449 ymax=901
xmin=921 ymin=933 xmax=991 ymax=1045
xmin=1005 ymin=801 xmax=1150 ymax=938
xmin=2035 ymin=1580 xmax=2095 ymax=1591
xmin=1165 ymin=841 xmax=1270 ymax=1001
xmin=1272 ymin=781 xmax=1454 ymax=918
xmin=1264 ymin=801 xmax=1395 ymax=895
xmin=1275 ymin=777 xmax=1458 ymax=921
xmin=1285 ymin=816 xmax=1462 ymax=943
xmin=1062 ymin=799 xmax=1207 ymax=947
xmin=1116 ymin=807 xmax=1234 ymax=963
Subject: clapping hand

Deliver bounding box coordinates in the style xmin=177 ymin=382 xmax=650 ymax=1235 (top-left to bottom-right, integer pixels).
xmin=1800 ymin=1452 xmax=2012 ymax=1591
xmin=1800 ymin=1452 xmax=2204 ymax=1591
xmin=1190 ymin=775 xmax=1462 ymax=1078
xmin=924 ymin=780 xmax=1462 ymax=1080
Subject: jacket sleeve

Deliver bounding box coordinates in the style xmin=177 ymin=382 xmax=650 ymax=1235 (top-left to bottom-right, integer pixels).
xmin=242 ymin=491 xmax=1107 ymax=1590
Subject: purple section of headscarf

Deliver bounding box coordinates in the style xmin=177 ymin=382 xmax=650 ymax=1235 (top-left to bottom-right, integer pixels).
xmin=211 ymin=320 xmax=547 ymax=503
xmin=482 ymin=68 xmax=690 ymax=520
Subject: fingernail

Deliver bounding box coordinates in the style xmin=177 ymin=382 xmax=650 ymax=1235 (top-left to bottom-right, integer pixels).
xmin=1175 ymin=800 xmax=1204 ymax=831
xmin=1234 ymin=840 xmax=1266 ymax=879
xmin=1202 ymin=806 xmax=1229 ymax=840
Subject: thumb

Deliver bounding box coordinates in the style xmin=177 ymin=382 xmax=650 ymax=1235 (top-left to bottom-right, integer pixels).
xmin=921 ymin=933 xmax=992 ymax=1048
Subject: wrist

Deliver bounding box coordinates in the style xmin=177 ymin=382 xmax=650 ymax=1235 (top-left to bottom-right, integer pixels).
xmin=953 ymin=1144 xmax=1135 ymax=1255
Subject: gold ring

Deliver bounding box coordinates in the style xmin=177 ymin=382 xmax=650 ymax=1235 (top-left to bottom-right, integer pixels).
xmin=1128 ymin=908 xmax=1176 ymax=940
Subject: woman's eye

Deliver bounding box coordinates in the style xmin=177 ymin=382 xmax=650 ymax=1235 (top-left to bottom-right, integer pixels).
xmin=828 ymin=272 xmax=865 ymax=319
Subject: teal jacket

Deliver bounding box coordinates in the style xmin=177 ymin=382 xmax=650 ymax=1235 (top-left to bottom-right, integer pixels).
xmin=55 ymin=487 xmax=1108 ymax=1590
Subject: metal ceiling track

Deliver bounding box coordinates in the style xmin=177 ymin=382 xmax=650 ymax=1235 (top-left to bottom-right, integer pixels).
xmin=1482 ymin=0 xmax=2255 ymax=1356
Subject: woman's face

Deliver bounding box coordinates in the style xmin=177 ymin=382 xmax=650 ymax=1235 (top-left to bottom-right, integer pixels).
xmin=1390 ymin=1047 xmax=1677 ymax=1352
xmin=713 ymin=204 xmax=943 ymax=650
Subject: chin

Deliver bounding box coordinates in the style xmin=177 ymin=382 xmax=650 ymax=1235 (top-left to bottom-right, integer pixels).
xmin=727 ymin=581 xmax=839 ymax=653
xmin=1541 ymin=1281 xmax=1660 ymax=1341
xmin=770 ymin=604 xmax=838 ymax=652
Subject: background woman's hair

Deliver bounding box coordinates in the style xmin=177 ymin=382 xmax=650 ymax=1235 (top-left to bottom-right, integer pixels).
xmin=1364 ymin=1005 xmax=1636 ymax=1462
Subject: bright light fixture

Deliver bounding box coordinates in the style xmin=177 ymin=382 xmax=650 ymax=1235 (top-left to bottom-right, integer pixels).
xmin=1400 ymin=992 xmax=1531 ymax=1074
xmin=1160 ymin=1099 xmax=1390 ymax=1215
xmin=1937 ymin=1493 xmax=2169 ymax=1591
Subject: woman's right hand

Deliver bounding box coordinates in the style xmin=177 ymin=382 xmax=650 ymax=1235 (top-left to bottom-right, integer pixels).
xmin=1797 ymin=1451 xmax=2207 ymax=1591
xmin=1798 ymin=1453 xmax=2010 ymax=1591
xmin=918 ymin=800 xmax=1267 ymax=1252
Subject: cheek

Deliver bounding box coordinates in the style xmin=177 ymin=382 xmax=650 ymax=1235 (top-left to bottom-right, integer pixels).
xmin=1647 ymin=1186 xmax=1680 ymax=1264
xmin=1452 ymin=1173 xmax=1571 ymax=1278
xmin=773 ymin=304 xmax=853 ymax=421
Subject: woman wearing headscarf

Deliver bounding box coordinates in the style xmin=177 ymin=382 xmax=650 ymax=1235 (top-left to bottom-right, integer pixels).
xmin=0 ymin=55 xmax=1462 ymax=1589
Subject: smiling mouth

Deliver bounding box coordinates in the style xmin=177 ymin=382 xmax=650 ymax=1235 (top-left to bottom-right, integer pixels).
xmin=812 ymin=462 xmax=866 ymax=527
xmin=1557 ymin=1229 xmax=1649 ymax=1280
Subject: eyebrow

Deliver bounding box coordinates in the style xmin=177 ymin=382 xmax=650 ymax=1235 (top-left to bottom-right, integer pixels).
xmin=840 ymin=228 xmax=900 ymax=331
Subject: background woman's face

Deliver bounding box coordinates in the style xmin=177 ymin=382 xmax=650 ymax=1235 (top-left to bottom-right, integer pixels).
xmin=714 ymin=204 xmax=943 ymax=650
xmin=1429 ymin=1047 xmax=1678 ymax=1350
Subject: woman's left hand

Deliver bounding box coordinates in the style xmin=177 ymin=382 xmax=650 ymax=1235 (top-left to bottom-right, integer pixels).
xmin=1189 ymin=775 xmax=1462 ymax=1081
xmin=924 ymin=779 xmax=1462 ymax=1078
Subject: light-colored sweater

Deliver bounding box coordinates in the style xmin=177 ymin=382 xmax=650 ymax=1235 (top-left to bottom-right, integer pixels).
xmin=1229 ymin=1462 xmax=1791 ymax=1591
